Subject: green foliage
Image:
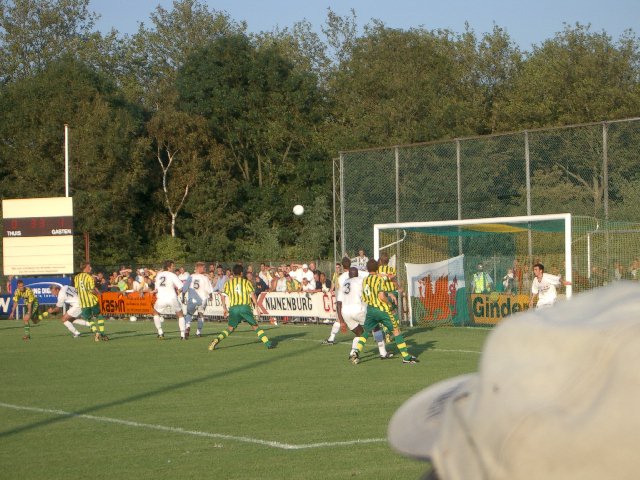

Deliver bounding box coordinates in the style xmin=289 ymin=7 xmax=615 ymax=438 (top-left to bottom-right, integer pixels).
xmin=152 ymin=234 xmax=187 ymax=263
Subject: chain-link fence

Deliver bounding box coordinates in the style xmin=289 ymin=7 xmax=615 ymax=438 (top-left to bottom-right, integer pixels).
xmin=337 ymin=117 xmax=640 ymax=264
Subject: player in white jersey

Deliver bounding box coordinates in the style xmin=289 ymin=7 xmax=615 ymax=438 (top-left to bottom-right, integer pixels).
xmin=182 ymin=261 xmax=214 ymax=338
xmin=153 ymin=260 xmax=185 ymax=339
xmin=48 ymin=284 xmax=92 ymax=338
xmin=529 ymin=262 xmax=571 ymax=309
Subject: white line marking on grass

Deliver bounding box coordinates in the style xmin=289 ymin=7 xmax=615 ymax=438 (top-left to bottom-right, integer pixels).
xmin=0 ymin=402 xmax=385 ymax=450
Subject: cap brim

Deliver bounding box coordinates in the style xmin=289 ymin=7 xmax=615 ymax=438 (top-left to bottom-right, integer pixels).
xmin=388 ymin=373 xmax=475 ymax=461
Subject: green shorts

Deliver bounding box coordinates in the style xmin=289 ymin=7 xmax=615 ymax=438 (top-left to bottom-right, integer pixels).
xmin=81 ymin=304 xmax=101 ymax=320
xmin=228 ymin=305 xmax=257 ymax=329
xmin=364 ymin=306 xmax=395 ymax=334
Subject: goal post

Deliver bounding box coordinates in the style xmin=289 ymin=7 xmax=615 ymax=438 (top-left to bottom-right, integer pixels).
xmin=373 ymin=213 xmax=573 ymax=327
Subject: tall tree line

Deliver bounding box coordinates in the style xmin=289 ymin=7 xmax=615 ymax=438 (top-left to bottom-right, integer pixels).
xmin=1 ymin=0 xmax=639 ymax=266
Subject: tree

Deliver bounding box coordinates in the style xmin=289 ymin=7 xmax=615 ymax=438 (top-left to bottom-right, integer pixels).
xmin=144 ymin=108 xmax=223 ymax=238
xmin=496 ymin=24 xmax=640 ymax=130
xmin=0 ymin=56 xmax=147 ymax=264
xmin=0 ymin=0 xmax=98 ymax=81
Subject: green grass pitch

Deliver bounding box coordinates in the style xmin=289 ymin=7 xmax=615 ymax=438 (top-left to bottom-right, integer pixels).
xmin=0 ymin=318 xmax=488 ymax=479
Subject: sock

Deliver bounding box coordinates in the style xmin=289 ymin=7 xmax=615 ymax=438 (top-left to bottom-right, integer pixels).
xmin=89 ymin=320 xmax=97 ymax=333
xmin=216 ymin=329 xmax=231 ymax=344
xmin=355 ymin=333 xmax=369 ymax=353
xmin=63 ymin=320 xmax=79 ymax=335
xmin=197 ymin=316 xmax=204 ymax=334
xmin=328 ymin=321 xmax=341 ymax=341
xmin=154 ymin=315 xmax=164 ymax=335
xmin=73 ymin=319 xmax=90 ymax=327
xmin=373 ymin=329 xmax=388 ymax=356
xmin=184 ymin=314 xmax=192 ymax=328
xmin=24 ymin=323 xmax=30 ymax=337
xmin=350 ymin=336 xmax=359 ymax=354
xmin=178 ymin=316 xmax=186 ymax=337
xmin=96 ymin=317 xmax=106 ymax=335
xmin=256 ymin=328 xmax=271 ymax=346
xmin=394 ymin=333 xmax=411 ymax=359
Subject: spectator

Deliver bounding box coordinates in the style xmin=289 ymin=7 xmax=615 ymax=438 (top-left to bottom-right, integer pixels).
xmin=119 ymin=265 xmax=132 ymax=277
xmin=249 ymin=271 xmax=269 ymax=295
xmin=271 ymin=268 xmax=287 ymax=292
xmin=308 ymin=261 xmax=317 ymax=274
xmin=95 ymin=271 xmax=109 ymax=293
xmin=502 ymin=269 xmax=516 ymax=294
xmin=125 ymin=275 xmax=143 ymax=296
xmin=351 ymin=249 xmax=369 ymax=271
xmin=331 ymin=263 xmax=342 ymax=292
xmin=108 ymin=272 xmax=120 ymax=292
xmin=291 ymin=263 xmax=314 ymax=283
xmin=117 ymin=275 xmax=128 ymax=292
xmin=318 ymin=272 xmax=331 ymax=293
xmin=301 ymin=277 xmax=316 ymax=293
xmin=472 ymin=263 xmax=493 ymax=294
xmin=212 ymin=266 xmax=228 ymax=292
xmin=286 ymin=273 xmax=301 ymax=292
xmin=140 ymin=275 xmax=153 ymax=292
xmin=388 ymin=283 xmax=640 ymax=480
xmin=258 ymin=263 xmax=273 ymax=288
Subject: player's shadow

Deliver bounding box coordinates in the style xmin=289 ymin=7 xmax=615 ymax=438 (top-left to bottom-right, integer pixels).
xmin=0 ymin=331 xmax=315 ymax=440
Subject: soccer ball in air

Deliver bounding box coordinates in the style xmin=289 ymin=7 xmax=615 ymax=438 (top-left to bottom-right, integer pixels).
xmin=293 ymin=204 xmax=304 ymax=216
xmin=129 ymin=316 xmax=138 ymax=322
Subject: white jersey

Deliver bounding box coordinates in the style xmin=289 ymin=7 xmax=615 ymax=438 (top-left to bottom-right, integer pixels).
xmin=335 ymin=270 xmax=368 ymax=297
xmin=187 ymin=273 xmax=213 ymax=303
xmin=155 ymin=271 xmax=183 ymax=300
xmin=337 ymin=276 xmax=365 ymax=310
xmin=56 ymin=285 xmax=80 ymax=308
xmin=531 ymin=273 xmax=562 ymax=308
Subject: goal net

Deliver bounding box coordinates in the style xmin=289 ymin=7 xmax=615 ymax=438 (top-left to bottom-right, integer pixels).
xmin=374 ymin=214 xmax=575 ymax=327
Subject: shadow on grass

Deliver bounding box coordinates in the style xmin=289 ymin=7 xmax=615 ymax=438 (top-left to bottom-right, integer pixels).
xmin=0 ymin=331 xmax=310 ymax=439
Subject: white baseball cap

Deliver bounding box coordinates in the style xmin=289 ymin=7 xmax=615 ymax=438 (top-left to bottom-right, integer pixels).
xmin=388 ymin=283 xmax=640 ymax=480
xmin=302 ymin=264 xmax=308 ymax=269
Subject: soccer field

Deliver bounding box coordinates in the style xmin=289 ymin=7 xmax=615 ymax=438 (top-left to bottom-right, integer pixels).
xmin=0 ymin=319 xmax=487 ymax=479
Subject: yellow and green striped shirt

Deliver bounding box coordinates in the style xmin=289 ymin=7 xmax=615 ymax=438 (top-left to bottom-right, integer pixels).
xmin=74 ymin=272 xmax=98 ymax=308
xmin=362 ymin=273 xmax=393 ymax=313
xmin=378 ymin=264 xmax=397 ymax=290
xmin=223 ymin=277 xmax=254 ymax=307
xmin=13 ymin=288 xmax=37 ymax=305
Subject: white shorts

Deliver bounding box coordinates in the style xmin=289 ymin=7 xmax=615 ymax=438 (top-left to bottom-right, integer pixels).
xmin=67 ymin=305 xmax=82 ymax=318
xmin=341 ymin=305 xmax=365 ymax=331
xmin=154 ymin=296 xmax=182 ymax=316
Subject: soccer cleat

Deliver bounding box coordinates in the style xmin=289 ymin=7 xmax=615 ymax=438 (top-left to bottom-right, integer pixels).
xmin=185 ymin=326 xmax=190 ymax=339
xmin=208 ymin=338 xmax=219 ymax=351
xmin=101 ymin=335 xmax=109 ymax=341
xmin=349 ymin=351 xmax=360 ymax=365
xmin=380 ymin=352 xmax=394 ymax=360
xmin=73 ymin=332 xmax=81 ymax=338
xmin=402 ymin=355 xmax=419 ymax=364
xmin=22 ymin=335 xmax=31 ymax=341
xmin=266 ymin=342 xmax=275 ymax=349
xmin=321 ymin=339 xmax=335 ymax=345
xmin=157 ymin=334 xmax=165 ymax=340
xmin=196 ymin=333 xmax=202 ymax=338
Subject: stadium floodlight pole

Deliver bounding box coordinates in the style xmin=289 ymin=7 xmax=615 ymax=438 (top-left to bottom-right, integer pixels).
xmin=64 ymin=124 xmax=70 ymax=197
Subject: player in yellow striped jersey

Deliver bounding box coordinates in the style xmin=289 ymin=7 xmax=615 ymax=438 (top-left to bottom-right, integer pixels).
xmin=8 ymin=280 xmax=39 ymax=340
xmin=377 ymin=252 xmax=401 ymax=342
xmin=74 ymin=261 xmax=109 ymax=342
xmin=208 ymin=264 xmax=274 ymax=351
xmin=351 ymin=259 xmax=418 ymax=364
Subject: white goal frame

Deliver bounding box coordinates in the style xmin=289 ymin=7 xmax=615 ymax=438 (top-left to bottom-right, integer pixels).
xmin=373 ymin=213 xmax=573 ymax=306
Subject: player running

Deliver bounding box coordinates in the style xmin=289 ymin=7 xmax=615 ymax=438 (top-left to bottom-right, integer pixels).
xmin=208 ymin=264 xmax=274 ymax=351
xmin=48 ymin=284 xmax=92 ymax=338
xmin=152 ymin=260 xmax=185 ymax=339
xmin=338 ymin=267 xmax=393 ymax=360
xmin=182 ymin=261 xmax=214 ymax=338
xmin=351 ymin=259 xmax=418 ymax=365
xmin=8 ymin=280 xmax=39 ymax=340
xmin=75 ymin=262 xmax=109 ymax=342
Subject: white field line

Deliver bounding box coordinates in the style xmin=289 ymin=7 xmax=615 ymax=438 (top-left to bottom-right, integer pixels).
xmin=0 ymin=402 xmax=385 ymax=450
xmin=292 ymin=337 xmax=482 ymax=354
